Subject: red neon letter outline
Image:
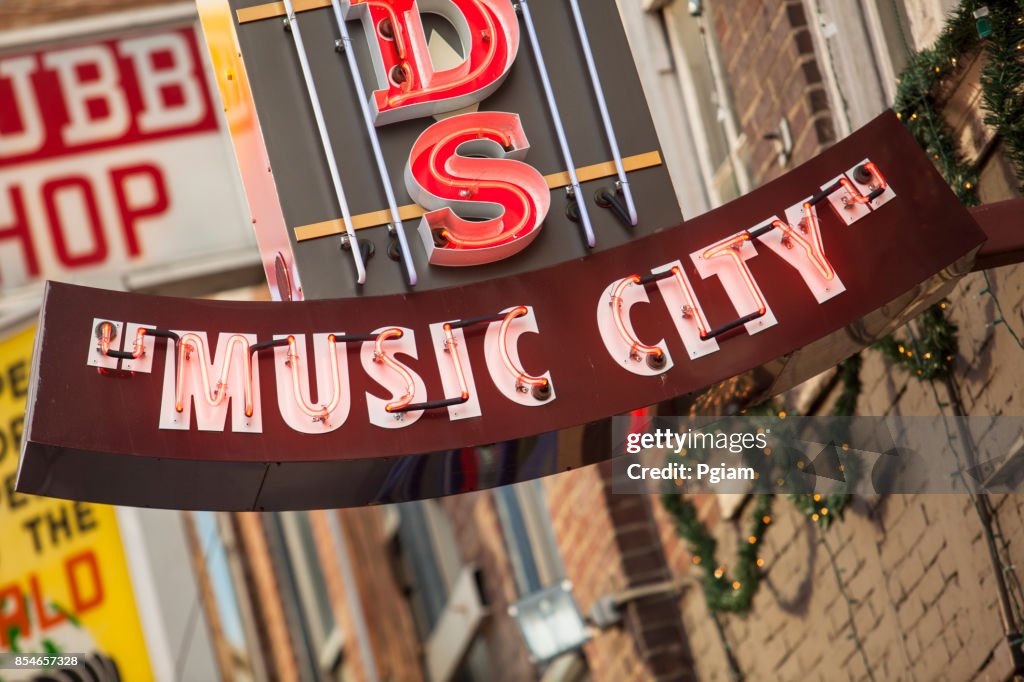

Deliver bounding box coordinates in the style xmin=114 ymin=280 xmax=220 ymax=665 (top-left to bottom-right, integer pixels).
xmin=175 ymin=333 xmax=255 ymax=418
xmin=441 ymin=324 xmax=471 ymax=401
xmin=286 ymin=335 xmax=345 ymax=422
xmin=405 ymin=111 xmax=550 ymax=266
xmin=340 ymin=0 xmax=519 ymax=125
xmin=374 ymin=328 xmax=416 ymax=412
xmin=770 ymin=204 xmax=835 ymax=282
xmin=611 ymin=276 xmax=665 ymax=361
xmin=498 ymin=306 xmax=549 ymax=391
xmin=701 ymin=235 xmax=768 ymax=317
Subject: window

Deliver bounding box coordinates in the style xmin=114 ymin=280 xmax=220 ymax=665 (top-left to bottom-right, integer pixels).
xmin=392 ymin=499 xmax=489 ymax=682
xmin=861 ymin=0 xmax=913 ymax=100
xmin=659 ymin=0 xmax=751 ymax=207
xmin=191 ymin=512 xmax=265 ymax=682
xmin=267 ymin=512 xmax=346 ymax=682
xmin=803 ymin=0 xmax=960 ymax=138
xmin=493 ymin=480 xmax=565 ymax=597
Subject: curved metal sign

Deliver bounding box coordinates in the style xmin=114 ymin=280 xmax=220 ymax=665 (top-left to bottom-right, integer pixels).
xmin=17 ymin=114 xmax=985 ymax=510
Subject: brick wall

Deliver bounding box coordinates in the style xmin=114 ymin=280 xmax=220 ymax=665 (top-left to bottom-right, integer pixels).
xmin=653 ymin=248 xmax=1024 ymax=679
xmin=660 ymin=490 xmax=1024 ymax=680
xmin=546 ymin=464 xmax=650 ymax=682
xmin=643 ymin=1 xmax=1024 ymax=678
xmin=708 ymin=0 xmax=835 ymax=185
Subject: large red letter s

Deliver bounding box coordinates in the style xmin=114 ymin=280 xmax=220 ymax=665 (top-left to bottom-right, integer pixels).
xmin=341 ymin=0 xmax=519 ymax=125
xmin=405 ymin=111 xmax=550 ymax=267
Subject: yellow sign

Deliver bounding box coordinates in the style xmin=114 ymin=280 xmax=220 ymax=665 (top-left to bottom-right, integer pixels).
xmin=0 ymin=326 xmax=153 ymax=681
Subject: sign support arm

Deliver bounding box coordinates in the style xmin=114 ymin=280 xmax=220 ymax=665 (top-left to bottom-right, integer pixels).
xmin=566 ymin=0 xmax=637 ymax=225
xmin=282 ymin=0 xmax=367 ymax=285
xmin=517 ymin=0 xmax=596 ymax=248
xmin=328 ymin=0 xmax=419 ymax=287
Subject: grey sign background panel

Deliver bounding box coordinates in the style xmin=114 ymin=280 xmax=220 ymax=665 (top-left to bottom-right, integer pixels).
xmin=229 ymin=0 xmax=684 ymax=298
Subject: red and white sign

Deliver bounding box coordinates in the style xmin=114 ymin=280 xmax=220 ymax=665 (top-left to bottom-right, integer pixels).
xmin=341 ymin=0 xmax=520 ymax=125
xmin=16 ymin=112 xmax=991 ymax=509
xmin=405 ymin=111 xmax=550 ymax=266
xmin=0 ymin=17 xmax=254 ymax=301
xmin=83 ymin=160 xmax=889 ymax=433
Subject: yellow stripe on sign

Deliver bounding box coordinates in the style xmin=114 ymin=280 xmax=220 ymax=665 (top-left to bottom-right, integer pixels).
xmin=293 ymin=150 xmax=663 ymax=242
xmin=237 ymin=0 xmax=329 ymax=23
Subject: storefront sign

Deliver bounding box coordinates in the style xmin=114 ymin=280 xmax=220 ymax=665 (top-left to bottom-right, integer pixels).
xmin=17 ymin=113 xmax=986 ymax=509
xmin=0 ymin=13 xmax=254 ymax=303
xmin=1 ymin=327 xmax=153 ymax=679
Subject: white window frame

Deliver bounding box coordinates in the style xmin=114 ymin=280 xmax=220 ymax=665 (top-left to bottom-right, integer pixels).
xmin=279 ymin=512 xmax=345 ymax=680
xmin=659 ymin=0 xmax=751 ymax=207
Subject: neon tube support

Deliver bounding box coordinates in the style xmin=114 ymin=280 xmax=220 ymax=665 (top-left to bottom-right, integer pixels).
xmin=282 ymin=0 xmax=367 ymax=285
xmin=517 ymin=0 xmax=596 ymax=248
xmin=565 ymin=0 xmax=637 ymax=225
xmin=328 ymin=0 xmax=419 ymax=286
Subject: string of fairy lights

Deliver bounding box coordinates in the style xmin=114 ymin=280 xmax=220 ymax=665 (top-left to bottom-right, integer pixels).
xmin=661 ymin=355 xmax=864 ymax=617
xmin=888 ymin=0 xmax=1024 ymax=654
xmin=662 ymin=0 xmax=1024 ymax=648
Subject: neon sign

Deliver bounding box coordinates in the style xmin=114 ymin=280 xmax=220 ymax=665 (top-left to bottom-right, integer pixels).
xmin=341 ymin=0 xmax=520 ymax=124
xmin=83 ymin=160 xmax=891 ymax=431
xmin=405 ymin=112 xmax=551 ymax=266
xmin=88 ymin=305 xmax=554 ymax=434
xmin=216 ymin=0 xmax=674 ymax=294
xmin=19 ymin=100 xmax=988 ymax=509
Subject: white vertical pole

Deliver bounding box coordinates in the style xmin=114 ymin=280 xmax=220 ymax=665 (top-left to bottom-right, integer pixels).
xmin=282 ymin=0 xmax=367 ymax=285
xmin=329 ymin=0 xmax=419 ymax=287
xmin=518 ymin=0 xmax=596 ymax=248
xmin=116 ymin=507 xmax=176 ymax=682
xmin=566 ymin=0 xmax=637 ymax=225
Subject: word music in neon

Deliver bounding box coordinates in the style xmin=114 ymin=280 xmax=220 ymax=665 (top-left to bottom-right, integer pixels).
xmin=87 ymin=307 xmax=554 ymax=434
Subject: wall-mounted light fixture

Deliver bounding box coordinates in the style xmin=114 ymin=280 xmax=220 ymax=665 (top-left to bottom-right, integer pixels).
xmin=509 ymin=581 xmax=590 ymax=663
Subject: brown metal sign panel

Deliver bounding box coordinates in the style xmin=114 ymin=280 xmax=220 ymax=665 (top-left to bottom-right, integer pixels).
xmin=17 ymin=113 xmax=985 ymax=510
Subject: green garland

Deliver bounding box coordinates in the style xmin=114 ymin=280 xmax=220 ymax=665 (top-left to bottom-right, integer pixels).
xmin=661 ymin=493 xmax=774 ymax=614
xmin=893 ymin=0 xmax=1024 ymax=197
xmin=881 ymin=0 xmax=1024 ymax=382
xmin=663 ymin=355 xmax=864 ymax=612
xmin=874 ymin=303 xmax=959 ymax=380
xmin=980 ymin=4 xmax=1024 ymax=192
xmin=882 ymin=2 xmax=978 ymax=384
xmin=789 ymin=354 xmax=864 ymax=530
xmin=892 ymin=1 xmax=984 ymax=206
xmin=662 ymin=0 xmax=1024 ymax=616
